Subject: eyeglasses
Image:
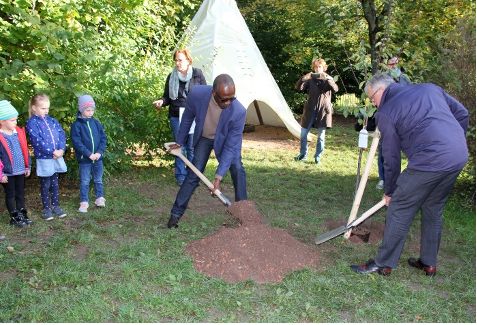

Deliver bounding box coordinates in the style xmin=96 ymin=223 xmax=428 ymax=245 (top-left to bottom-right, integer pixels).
xmin=215 ymin=93 xmax=236 ymax=103
xmin=369 ymin=88 xmax=381 ymax=103
xmin=386 ymin=60 xmax=398 ymax=66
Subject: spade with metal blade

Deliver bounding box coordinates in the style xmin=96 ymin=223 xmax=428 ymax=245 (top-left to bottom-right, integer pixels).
xmin=315 ymin=199 xmax=386 ymax=245
xmin=164 ymin=142 xmax=232 ymax=206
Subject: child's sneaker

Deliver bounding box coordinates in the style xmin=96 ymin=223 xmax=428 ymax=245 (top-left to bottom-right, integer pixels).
xmin=376 ymin=180 xmax=385 ymax=190
xmin=78 ymin=202 xmax=89 ymax=213
xmin=52 ymin=206 xmax=67 ymax=218
xmin=43 ymin=209 xmax=54 ymax=221
xmin=95 ymin=197 xmax=106 ymax=207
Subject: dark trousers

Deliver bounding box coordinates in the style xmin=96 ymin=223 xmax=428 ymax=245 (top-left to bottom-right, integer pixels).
xmin=40 ymin=173 xmax=59 ymax=210
xmin=375 ymin=168 xmax=462 ymax=268
xmin=1 ymin=174 xmax=25 ymax=213
xmin=171 ymin=137 xmax=247 ymax=218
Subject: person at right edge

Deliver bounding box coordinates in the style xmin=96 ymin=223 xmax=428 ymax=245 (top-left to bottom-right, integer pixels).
xmin=375 ymin=54 xmax=412 ymax=190
xmin=294 ymin=58 xmax=338 ymax=164
xmin=167 ymin=74 xmax=247 ymax=229
xmin=350 ymin=73 xmax=469 ymax=277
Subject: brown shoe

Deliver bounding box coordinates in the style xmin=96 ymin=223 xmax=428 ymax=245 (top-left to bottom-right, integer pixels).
xmin=408 ymin=258 xmax=436 ymax=277
xmin=350 ymin=259 xmax=392 ymax=276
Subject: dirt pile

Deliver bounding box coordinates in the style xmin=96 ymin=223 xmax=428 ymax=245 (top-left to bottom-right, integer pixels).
xmin=184 ymin=200 xmax=322 ymax=284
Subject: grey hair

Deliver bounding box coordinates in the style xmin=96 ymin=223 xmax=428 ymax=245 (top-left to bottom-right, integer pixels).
xmin=365 ymin=73 xmax=395 ymax=93
xmin=213 ymin=74 xmax=235 ymax=92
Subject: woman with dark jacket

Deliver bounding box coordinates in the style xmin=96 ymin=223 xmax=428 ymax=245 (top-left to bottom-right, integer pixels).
xmin=153 ymin=49 xmax=207 ymax=185
xmin=294 ymin=58 xmax=338 ymax=164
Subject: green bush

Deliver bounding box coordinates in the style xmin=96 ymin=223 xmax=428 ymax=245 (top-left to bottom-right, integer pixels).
xmin=423 ymin=14 xmax=476 ymax=204
xmin=0 ymin=0 xmax=201 ymax=176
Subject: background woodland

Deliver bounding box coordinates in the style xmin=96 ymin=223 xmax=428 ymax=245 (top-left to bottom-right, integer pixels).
xmin=0 ymin=0 xmax=475 ymax=200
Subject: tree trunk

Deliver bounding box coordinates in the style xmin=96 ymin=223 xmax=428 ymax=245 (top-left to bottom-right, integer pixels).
xmin=361 ymin=0 xmax=392 ymax=75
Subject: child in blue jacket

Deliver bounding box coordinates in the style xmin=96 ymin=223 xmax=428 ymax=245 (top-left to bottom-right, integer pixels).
xmin=70 ymin=95 xmax=107 ymax=213
xmin=0 ymin=100 xmax=33 ymax=227
xmin=26 ymin=93 xmax=68 ymax=221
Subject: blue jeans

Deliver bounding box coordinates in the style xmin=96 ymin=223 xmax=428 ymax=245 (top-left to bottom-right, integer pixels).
xmin=171 ymin=137 xmax=247 ymax=218
xmin=79 ymin=160 xmax=104 ymax=202
xmin=300 ymin=111 xmax=326 ymax=162
xmin=378 ymin=140 xmax=385 ymax=181
xmin=170 ymin=117 xmax=194 ymax=181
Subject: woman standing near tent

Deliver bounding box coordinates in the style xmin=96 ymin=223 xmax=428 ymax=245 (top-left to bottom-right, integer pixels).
xmin=294 ymin=58 xmax=338 ymax=164
xmin=153 ymin=49 xmax=206 ymax=186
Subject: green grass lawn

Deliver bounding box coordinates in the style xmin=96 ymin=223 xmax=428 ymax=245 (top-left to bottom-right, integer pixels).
xmin=0 ymin=122 xmax=475 ymax=322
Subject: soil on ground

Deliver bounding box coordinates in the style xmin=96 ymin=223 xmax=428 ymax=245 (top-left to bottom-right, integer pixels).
xmin=185 ymin=200 xmax=322 ymax=284
xmin=184 ymin=115 xmax=385 ymax=284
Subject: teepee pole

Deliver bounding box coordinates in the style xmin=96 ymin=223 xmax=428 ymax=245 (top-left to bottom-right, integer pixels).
xmin=253 ymin=100 xmax=264 ymax=125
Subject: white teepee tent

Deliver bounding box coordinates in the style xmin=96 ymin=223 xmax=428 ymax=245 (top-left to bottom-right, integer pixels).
xmin=180 ymin=0 xmax=308 ymax=140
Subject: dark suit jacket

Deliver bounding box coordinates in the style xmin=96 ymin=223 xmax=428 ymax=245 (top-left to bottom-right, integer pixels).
xmin=177 ymin=85 xmax=246 ymax=178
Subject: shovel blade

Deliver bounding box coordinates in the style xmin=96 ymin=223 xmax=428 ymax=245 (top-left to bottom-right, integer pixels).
xmin=315 ymin=225 xmax=347 ymax=245
xmin=220 ymin=193 xmax=232 ymax=206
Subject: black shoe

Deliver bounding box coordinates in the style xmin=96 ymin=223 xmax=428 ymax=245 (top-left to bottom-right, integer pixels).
xmin=168 ymin=215 xmax=180 ymax=229
xmin=408 ymin=258 xmax=436 ymax=277
xmin=350 ymin=259 xmax=392 ymax=276
xmin=294 ymin=154 xmax=307 ymax=161
xmin=19 ymin=208 xmax=34 ymax=225
xmin=10 ymin=210 xmax=26 ymax=228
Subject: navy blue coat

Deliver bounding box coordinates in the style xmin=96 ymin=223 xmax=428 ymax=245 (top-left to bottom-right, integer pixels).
xmin=70 ymin=112 xmax=107 ymax=164
xmin=375 ymin=83 xmax=469 ymax=196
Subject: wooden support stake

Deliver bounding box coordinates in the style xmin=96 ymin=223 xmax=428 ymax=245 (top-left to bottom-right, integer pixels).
xmin=253 ymin=100 xmax=264 ymax=125
xmin=344 ymin=131 xmax=380 ymax=239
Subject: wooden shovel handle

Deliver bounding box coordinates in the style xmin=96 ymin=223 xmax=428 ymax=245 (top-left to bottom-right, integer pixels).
xmin=164 ymin=142 xmax=230 ymax=205
xmin=344 ymin=131 xmax=381 ymax=239
xmin=347 ymin=199 xmax=386 ymax=229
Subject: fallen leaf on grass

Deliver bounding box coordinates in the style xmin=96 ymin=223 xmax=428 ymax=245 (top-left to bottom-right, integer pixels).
xmin=7 ymin=247 xmax=14 ymax=252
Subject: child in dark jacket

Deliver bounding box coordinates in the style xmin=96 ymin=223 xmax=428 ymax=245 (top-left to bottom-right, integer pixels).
xmin=26 ymin=93 xmax=68 ymax=221
xmin=0 ymin=100 xmax=33 ymax=227
xmin=70 ymin=95 xmax=107 ymax=213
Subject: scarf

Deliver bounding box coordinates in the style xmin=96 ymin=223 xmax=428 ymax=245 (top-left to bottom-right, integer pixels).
xmin=169 ymin=66 xmax=193 ymax=100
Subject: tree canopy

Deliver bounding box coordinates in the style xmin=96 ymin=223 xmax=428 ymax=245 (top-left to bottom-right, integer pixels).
xmin=1 ymin=0 xmax=474 ymax=195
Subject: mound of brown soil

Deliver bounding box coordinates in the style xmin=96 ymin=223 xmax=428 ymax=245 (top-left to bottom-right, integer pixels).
xmin=185 ymin=201 xmax=322 ymax=284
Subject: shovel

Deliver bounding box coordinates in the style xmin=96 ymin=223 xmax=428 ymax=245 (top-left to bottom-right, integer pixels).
xmin=344 ymin=130 xmax=380 ymax=239
xmin=315 ymin=199 xmax=386 ymax=245
xmin=164 ymin=142 xmax=232 ymax=206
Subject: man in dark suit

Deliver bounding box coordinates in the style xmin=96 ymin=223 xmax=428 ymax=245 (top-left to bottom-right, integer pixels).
xmin=167 ymin=74 xmax=247 ymax=228
xmin=350 ymin=73 xmax=469 ymax=277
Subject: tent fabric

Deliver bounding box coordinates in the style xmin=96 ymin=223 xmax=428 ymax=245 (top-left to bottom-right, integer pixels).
xmin=180 ymin=0 xmax=311 ymax=140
